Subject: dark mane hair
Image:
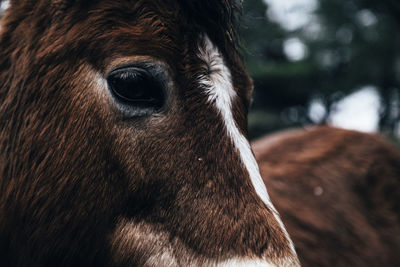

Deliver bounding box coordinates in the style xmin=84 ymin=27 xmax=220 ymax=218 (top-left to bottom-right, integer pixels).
xmin=178 ymin=0 xmax=241 ymax=51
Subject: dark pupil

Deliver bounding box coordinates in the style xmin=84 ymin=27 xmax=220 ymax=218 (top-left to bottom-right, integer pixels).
xmin=108 ymin=67 xmax=164 ymax=110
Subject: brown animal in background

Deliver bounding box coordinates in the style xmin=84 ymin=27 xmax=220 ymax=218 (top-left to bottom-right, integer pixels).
xmin=0 ymin=0 xmax=299 ymax=266
xmin=253 ymin=126 xmax=400 ymax=266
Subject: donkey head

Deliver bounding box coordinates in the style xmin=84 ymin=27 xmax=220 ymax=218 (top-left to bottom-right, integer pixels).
xmin=0 ymin=0 xmax=299 ymax=266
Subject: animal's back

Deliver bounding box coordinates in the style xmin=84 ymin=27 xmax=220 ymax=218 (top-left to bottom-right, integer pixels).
xmin=253 ymin=126 xmax=400 ymax=267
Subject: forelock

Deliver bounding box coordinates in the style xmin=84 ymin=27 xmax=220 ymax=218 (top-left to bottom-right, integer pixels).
xmin=177 ymin=0 xmax=242 ymax=50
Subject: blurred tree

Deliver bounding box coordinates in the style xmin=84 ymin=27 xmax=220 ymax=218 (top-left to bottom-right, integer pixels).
xmin=240 ymin=0 xmax=400 ymax=139
xmin=312 ymin=0 xmax=400 ymax=133
xmin=240 ymin=0 xmax=317 ymax=137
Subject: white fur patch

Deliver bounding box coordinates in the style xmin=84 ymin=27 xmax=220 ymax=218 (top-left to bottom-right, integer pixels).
xmin=112 ymin=220 xmax=297 ymax=267
xmin=198 ymin=36 xmax=298 ymax=261
xmin=215 ymin=258 xmax=278 ymax=267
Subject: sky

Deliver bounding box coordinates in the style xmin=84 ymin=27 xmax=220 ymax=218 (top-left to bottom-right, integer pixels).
xmin=264 ymin=0 xmax=318 ymax=31
xmin=0 ymin=1 xmax=9 ymax=13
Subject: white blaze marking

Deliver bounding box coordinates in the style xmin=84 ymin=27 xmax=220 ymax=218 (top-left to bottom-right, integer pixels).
xmin=198 ymin=36 xmax=298 ymax=261
xmin=198 ymin=36 xmax=273 ymax=209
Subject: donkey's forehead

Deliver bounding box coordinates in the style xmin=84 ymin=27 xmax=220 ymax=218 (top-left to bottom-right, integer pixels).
xmin=47 ymin=0 xmax=238 ymax=47
xmin=6 ymin=0 xmax=239 ymax=65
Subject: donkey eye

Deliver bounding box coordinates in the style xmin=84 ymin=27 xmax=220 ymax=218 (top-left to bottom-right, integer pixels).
xmin=107 ymin=66 xmax=166 ymax=114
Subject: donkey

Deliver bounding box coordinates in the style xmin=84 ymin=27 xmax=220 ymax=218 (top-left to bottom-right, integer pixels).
xmin=253 ymin=126 xmax=400 ymax=266
xmin=0 ymin=0 xmax=300 ymax=266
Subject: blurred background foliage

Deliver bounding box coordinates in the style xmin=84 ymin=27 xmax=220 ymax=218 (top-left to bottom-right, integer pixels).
xmin=240 ymin=0 xmax=400 ymax=143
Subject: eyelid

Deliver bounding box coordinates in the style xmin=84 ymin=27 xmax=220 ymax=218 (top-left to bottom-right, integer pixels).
xmin=104 ymin=56 xmax=167 ymax=76
xmin=106 ymin=64 xmax=168 ymax=117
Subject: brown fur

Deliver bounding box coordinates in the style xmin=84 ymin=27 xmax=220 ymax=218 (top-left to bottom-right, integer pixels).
xmin=0 ymin=0 xmax=298 ymax=266
xmin=253 ymin=126 xmax=400 ymax=266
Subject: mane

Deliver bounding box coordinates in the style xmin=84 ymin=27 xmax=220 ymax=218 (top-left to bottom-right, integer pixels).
xmin=177 ymin=0 xmax=242 ymax=52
